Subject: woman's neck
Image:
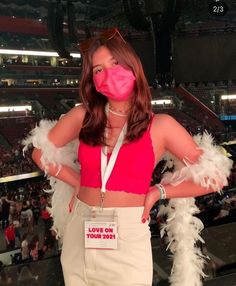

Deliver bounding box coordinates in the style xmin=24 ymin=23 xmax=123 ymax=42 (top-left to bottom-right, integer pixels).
xmin=106 ymin=102 xmax=128 ymax=128
xmin=108 ymin=100 xmax=131 ymax=116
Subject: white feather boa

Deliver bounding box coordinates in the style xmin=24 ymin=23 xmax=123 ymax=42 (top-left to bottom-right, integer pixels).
xmin=160 ymin=132 xmax=233 ymax=286
xmin=22 ymin=119 xmax=80 ymax=239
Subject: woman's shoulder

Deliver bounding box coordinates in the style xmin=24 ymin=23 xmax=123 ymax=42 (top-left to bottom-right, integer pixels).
xmin=62 ymin=103 xmax=86 ymax=121
xmin=152 ymin=113 xmax=179 ymax=128
xmin=150 ymin=113 xmax=187 ymax=142
xmin=48 ymin=104 xmax=86 ymax=146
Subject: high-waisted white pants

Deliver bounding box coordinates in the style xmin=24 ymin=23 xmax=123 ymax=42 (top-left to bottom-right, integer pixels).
xmin=61 ymin=199 xmax=153 ymax=286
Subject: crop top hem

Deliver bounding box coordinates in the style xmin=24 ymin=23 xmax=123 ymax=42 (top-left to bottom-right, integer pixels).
xmin=80 ymin=185 xmax=147 ymax=195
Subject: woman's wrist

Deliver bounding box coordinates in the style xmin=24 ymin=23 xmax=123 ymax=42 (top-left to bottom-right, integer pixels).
xmin=55 ymin=164 xmax=62 ymax=177
xmin=155 ymin=183 xmax=167 ymax=200
xmin=51 ymin=163 xmax=80 ymax=188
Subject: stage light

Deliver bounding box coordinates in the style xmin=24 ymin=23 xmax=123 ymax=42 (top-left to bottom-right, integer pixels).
xmin=151 ymin=99 xmax=172 ymax=105
xmin=0 ymin=105 xmax=32 ymax=112
xmin=0 ymin=49 xmax=81 ymax=58
xmin=221 ymin=95 xmax=236 ymax=100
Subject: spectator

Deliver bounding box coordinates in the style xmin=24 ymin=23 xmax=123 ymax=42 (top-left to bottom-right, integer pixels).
xmin=31 ymin=199 xmax=40 ymax=225
xmin=29 ymin=235 xmax=39 ymax=261
xmin=39 ymin=195 xmax=47 ymax=209
xmin=4 ymin=222 xmax=16 ymax=250
xmin=41 ymin=205 xmax=52 ymax=233
xmin=41 ymin=230 xmax=57 ymax=259
xmin=21 ymin=233 xmax=30 ymax=262
xmin=1 ymin=196 xmax=11 ymax=229
xmin=20 ymin=200 xmax=30 ymax=227
xmin=26 ymin=208 xmax=34 ymax=234
xmin=11 ymin=209 xmax=22 ymax=244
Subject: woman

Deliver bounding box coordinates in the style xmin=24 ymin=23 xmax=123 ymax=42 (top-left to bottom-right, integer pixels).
xmin=23 ymin=28 xmax=232 ymax=286
xmin=29 ymin=235 xmax=39 ymax=261
xmin=21 ymin=233 xmax=29 ymax=262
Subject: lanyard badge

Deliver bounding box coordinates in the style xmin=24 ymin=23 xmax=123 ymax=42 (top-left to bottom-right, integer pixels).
xmin=84 ymin=106 xmax=127 ymax=249
xmin=84 ymin=221 xmax=118 ymax=249
xmin=84 ymin=118 xmax=127 ymax=250
xmin=100 ymin=122 xmax=127 ymax=209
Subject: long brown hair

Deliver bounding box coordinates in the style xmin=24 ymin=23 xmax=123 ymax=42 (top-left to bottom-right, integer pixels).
xmin=79 ymin=33 xmax=152 ymax=145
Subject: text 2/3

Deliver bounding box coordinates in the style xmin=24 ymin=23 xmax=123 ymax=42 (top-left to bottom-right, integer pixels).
xmin=208 ymin=1 xmax=228 ymax=16
xmin=213 ymin=5 xmax=224 ymax=13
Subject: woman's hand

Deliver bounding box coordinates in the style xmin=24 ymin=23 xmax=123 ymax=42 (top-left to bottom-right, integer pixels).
xmin=69 ymin=185 xmax=80 ymax=213
xmin=141 ymin=186 xmax=160 ymax=223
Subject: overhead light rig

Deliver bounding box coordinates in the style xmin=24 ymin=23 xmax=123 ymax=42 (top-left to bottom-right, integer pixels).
xmin=47 ymin=0 xmax=78 ymax=58
xmin=123 ymin=0 xmax=181 ymax=87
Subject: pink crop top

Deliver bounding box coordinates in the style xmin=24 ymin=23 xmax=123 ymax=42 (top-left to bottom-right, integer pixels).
xmin=78 ymin=122 xmax=155 ymax=195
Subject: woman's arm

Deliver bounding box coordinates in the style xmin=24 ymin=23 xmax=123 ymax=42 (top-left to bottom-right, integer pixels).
xmin=32 ymin=148 xmax=80 ymax=187
xmin=142 ymin=114 xmax=232 ymax=220
xmin=31 ymin=105 xmax=86 ymax=187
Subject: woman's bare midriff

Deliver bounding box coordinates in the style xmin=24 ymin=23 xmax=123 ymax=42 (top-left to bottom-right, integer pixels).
xmin=77 ymin=186 xmax=146 ymax=207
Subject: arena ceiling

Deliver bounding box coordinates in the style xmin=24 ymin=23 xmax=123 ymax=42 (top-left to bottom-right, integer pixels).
xmin=0 ymin=0 xmax=126 ymax=30
xmin=0 ymin=0 xmax=236 ymax=83
xmin=0 ymin=0 xmax=236 ymax=34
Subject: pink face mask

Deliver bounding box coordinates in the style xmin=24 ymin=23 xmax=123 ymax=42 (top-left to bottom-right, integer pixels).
xmin=93 ymin=64 xmax=136 ymax=101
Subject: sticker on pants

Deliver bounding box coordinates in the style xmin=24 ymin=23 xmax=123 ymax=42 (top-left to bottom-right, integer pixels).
xmin=84 ymin=221 xmax=118 ymax=249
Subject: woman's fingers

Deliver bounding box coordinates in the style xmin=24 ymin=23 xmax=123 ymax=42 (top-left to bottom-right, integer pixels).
xmin=141 ymin=187 xmax=159 ymax=223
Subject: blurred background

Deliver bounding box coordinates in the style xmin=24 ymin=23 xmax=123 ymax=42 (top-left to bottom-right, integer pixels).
xmin=0 ymin=0 xmax=236 ymax=285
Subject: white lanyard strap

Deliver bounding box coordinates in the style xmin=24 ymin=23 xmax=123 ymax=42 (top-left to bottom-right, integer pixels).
xmin=101 ymin=123 xmax=127 ymax=194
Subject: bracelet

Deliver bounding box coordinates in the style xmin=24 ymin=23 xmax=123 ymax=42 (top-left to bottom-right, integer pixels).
xmin=55 ymin=164 xmax=62 ymax=177
xmin=155 ymin=184 xmax=167 ymax=200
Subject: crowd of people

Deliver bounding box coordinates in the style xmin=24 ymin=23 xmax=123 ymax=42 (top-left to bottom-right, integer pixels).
xmin=0 ymin=142 xmax=36 ymax=178
xmin=0 ymin=177 xmax=60 ymax=284
xmin=0 ymin=179 xmax=58 ymax=265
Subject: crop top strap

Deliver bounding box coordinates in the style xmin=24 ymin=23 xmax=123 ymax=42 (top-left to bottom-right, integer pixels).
xmin=148 ymin=113 xmax=155 ymax=131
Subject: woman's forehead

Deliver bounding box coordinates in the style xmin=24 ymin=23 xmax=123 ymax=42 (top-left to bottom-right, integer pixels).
xmin=92 ymin=46 xmax=114 ymax=65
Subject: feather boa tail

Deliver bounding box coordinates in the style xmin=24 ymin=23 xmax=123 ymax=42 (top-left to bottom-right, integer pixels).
xmin=160 ymin=132 xmax=233 ymax=286
xmin=159 ymin=198 xmax=206 ymax=286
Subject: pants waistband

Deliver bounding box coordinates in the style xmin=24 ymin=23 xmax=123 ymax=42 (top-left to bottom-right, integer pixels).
xmin=74 ymin=198 xmax=144 ymax=222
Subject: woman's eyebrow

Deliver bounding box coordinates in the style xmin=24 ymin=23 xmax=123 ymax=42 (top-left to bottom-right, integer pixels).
xmin=92 ymin=64 xmax=101 ymax=69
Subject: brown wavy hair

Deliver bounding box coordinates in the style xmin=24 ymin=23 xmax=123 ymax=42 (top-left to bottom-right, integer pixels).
xmin=79 ymin=32 xmax=152 ymax=146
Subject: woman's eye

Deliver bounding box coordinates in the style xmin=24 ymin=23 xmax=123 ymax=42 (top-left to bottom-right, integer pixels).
xmin=112 ymin=61 xmax=118 ymax=66
xmin=94 ymin=67 xmax=103 ymax=74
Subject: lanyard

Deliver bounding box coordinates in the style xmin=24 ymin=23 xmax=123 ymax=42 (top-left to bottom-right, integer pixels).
xmin=100 ymin=122 xmax=127 ymax=208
